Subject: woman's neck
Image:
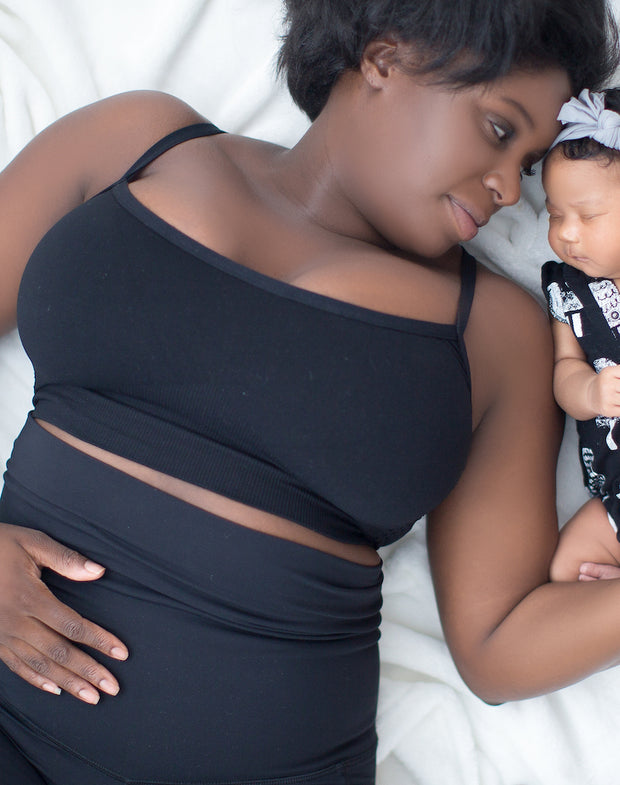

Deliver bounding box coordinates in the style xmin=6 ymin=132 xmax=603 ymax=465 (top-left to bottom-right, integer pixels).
xmin=265 ymin=78 xmax=393 ymax=250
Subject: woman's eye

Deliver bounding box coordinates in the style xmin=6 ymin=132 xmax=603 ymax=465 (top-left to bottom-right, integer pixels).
xmin=490 ymin=120 xmax=512 ymax=143
xmin=520 ymin=165 xmax=536 ymax=178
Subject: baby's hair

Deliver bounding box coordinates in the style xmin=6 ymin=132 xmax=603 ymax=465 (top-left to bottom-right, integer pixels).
xmin=549 ymin=88 xmax=620 ymax=167
xmin=277 ymin=0 xmax=619 ymax=121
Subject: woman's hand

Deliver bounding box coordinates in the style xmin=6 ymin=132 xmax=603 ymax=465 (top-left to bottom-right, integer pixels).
xmin=0 ymin=523 xmax=128 ymax=704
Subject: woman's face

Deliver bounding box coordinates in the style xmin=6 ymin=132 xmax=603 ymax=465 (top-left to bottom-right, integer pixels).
xmin=333 ymin=61 xmax=572 ymax=257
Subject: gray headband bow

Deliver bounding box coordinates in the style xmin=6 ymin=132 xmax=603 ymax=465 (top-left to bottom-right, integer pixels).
xmin=550 ymin=88 xmax=620 ymax=151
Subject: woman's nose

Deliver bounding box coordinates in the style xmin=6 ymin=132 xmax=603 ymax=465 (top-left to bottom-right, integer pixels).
xmin=482 ymin=167 xmax=521 ymax=207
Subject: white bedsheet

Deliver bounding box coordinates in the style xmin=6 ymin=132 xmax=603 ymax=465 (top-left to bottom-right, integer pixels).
xmin=0 ymin=2 xmax=617 ymax=782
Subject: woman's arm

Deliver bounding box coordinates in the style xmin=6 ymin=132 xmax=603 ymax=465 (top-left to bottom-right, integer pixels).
xmin=0 ymin=90 xmax=205 ymax=701
xmin=0 ymin=89 xmax=203 ymax=334
xmin=427 ymin=270 xmax=620 ymax=704
xmin=551 ymin=318 xmax=620 ymax=420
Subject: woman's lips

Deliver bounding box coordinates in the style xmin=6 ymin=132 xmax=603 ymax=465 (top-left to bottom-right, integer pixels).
xmin=448 ymin=197 xmax=485 ymax=242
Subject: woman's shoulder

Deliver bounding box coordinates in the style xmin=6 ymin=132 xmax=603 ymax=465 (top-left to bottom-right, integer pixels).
xmin=81 ymin=89 xmax=205 ymax=126
xmin=5 ymin=90 xmax=210 ymax=205
xmin=69 ymin=90 xmax=209 ymax=196
xmin=14 ymin=91 xmax=201 ymax=171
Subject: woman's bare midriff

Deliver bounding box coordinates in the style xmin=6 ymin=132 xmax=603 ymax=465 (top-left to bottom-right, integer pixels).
xmin=36 ymin=419 xmax=381 ymax=567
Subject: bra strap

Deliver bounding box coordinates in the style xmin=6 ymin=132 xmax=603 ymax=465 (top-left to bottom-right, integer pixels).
xmin=122 ymin=122 xmax=225 ymax=182
xmin=456 ymin=249 xmax=477 ymax=338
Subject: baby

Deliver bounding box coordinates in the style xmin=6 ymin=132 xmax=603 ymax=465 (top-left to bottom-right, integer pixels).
xmin=542 ymin=88 xmax=620 ymax=581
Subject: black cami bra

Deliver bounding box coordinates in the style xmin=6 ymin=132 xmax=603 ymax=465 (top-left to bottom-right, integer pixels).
xmin=17 ymin=123 xmax=474 ymax=548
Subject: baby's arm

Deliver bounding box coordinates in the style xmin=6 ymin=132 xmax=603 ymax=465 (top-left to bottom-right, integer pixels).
xmin=549 ymin=319 xmax=620 ymax=580
xmin=552 ymin=319 xmax=620 ymax=420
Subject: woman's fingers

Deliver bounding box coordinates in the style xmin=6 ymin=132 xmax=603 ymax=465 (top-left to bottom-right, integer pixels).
xmin=0 ymin=522 xmax=129 ymax=700
xmin=13 ymin=524 xmax=106 ymax=581
xmin=5 ymin=523 xmax=129 ymax=661
xmin=0 ymin=641 xmax=63 ymax=696
xmin=0 ymin=585 xmax=127 ymax=701
xmin=0 ymin=628 xmax=120 ymax=703
xmin=35 ymin=582 xmax=128 ymax=662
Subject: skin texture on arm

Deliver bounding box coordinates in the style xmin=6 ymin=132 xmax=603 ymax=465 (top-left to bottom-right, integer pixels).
xmin=551 ymin=318 xmax=620 ymax=420
xmin=0 ymin=91 xmax=205 ymax=702
xmin=428 ymin=269 xmax=620 ymax=704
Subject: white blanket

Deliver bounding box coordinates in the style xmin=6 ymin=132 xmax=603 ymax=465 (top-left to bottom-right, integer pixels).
xmin=0 ymin=2 xmax=618 ymax=783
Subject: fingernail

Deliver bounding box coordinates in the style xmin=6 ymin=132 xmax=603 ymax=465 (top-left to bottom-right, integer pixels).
xmin=111 ymin=647 xmax=128 ymax=660
xmin=78 ymin=688 xmax=100 ymax=704
xmin=84 ymin=560 xmax=104 ymax=574
xmin=99 ymin=679 xmax=119 ymax=696
xmin=42 ymin=682 xmax=61 ymax=695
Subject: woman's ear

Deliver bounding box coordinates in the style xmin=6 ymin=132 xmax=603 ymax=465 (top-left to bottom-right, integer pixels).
xmin=360 ymin=39 xmax=400 ymax=87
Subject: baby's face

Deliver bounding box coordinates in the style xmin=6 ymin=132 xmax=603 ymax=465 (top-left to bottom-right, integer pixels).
xmin=544 ymin=151 xmax=620 ymax=282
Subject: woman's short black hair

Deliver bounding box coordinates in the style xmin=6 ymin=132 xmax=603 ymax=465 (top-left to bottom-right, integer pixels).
xmin=277 ymin=0 xmax=620 ymax=121
xmin=548 ymin=87 xmax=620 ymax=166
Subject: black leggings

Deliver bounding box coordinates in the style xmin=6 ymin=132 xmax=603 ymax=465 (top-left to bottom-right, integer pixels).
xmin=0 ymin=417 xmax=382 ymax=784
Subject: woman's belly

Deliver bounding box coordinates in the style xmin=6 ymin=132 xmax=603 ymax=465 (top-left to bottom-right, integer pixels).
xmin=0 ymin=416 xmax=382 ymax=781
xmin=36 ymin=419 xmax=381 ymax=567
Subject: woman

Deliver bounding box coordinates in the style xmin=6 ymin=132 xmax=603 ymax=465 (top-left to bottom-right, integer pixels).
xmin=0 ymin=1 xmax=618 ymax=783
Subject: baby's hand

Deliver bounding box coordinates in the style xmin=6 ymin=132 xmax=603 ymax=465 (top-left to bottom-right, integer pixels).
xmin=588 ymin=365 xmax=620 ymax=417
xmin=579 ymin=562 xmax=620 ymax=581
